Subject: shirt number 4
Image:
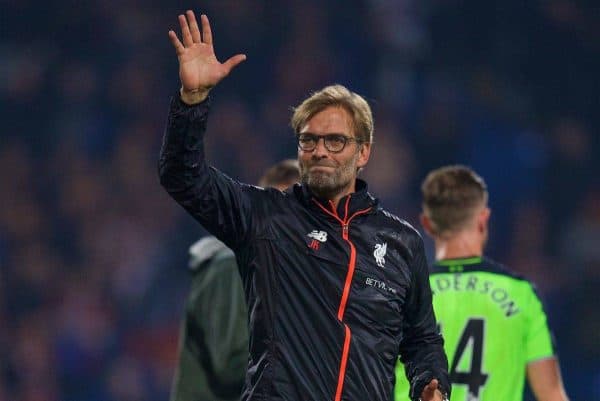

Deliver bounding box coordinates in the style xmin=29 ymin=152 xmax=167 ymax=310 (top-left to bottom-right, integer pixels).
xmin=449 ymin=318 xmax=489 ymax=401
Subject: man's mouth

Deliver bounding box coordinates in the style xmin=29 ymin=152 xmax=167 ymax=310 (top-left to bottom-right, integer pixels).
xmin=310 ymin=165 xmax=335 ymax=173
xmin=310 ymin=163 xmax=336 ymax=170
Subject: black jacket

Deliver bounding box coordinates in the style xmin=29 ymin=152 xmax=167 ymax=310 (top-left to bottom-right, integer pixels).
xmin=159 ymin=95 xmax=450 ymax=401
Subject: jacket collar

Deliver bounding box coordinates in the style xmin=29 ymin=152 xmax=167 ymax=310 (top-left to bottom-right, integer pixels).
xmin=294 ymin=178 xmax=379 ymax=219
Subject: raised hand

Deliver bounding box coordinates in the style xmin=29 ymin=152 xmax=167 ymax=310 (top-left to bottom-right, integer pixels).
xmin=168 ymin=10 xmax=246 ymax=104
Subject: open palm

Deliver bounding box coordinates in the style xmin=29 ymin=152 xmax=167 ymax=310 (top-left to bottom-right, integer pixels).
xmin=168 ymin=11 xmax=246 ymax=96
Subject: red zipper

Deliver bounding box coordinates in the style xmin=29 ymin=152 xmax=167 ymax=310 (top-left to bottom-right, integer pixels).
xmin=334 ymin=324 xmax=352 ymax=401
xmin=312 ymin=195 xmax=372 ymax=401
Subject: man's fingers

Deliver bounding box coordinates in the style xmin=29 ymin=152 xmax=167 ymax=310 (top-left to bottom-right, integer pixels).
xmin=222 ymin=54 xmax=247 ymax=73
xmin=179 ymin=14 xmax=193 ymax=47
xmin=201 ymin=14 xmax=213 ymax=45
xmin=423 ymin=378 xmax=439 ymax=390
xmin=421 ymin=379 xmax=440 ymax=400
xmin=168 ymin=30 xmax=185 ymax=55
xmin=186 ymin=10 xmax=201 ymax=43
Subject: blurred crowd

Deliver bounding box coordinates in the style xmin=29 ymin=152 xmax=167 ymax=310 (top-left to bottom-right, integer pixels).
xmin=1 ymin=1 xmax=598 ymax=400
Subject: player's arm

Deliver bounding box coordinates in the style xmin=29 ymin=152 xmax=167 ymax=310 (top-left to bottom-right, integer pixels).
xmin=527 ymin=357 xmax=569 ymax=401
xmin=159 ymin=11 xmax=253 ymax=250
xmin=398 ymin=233 xmax=450 ymax=401
xmin=524 ymin=283 xmax=570 ymax=401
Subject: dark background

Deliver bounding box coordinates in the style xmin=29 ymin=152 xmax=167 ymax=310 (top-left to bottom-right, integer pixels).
xmin=1 ymin=1 xmax=598 ymax=400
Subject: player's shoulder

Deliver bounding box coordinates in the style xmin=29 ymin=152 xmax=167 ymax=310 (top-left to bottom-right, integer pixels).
xmin=432 ymin=256 xmax=523 ymax=277
xmin=434 ymin=257 xmax=542 ymax=294
xmin=484 ymin=258 xmax=541 ymax=289
xmin=479 ymin=257 xmax=526 ymax=279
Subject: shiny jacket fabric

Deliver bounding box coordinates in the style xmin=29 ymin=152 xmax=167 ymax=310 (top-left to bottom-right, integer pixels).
xmin=159 ymin=95 xmax=450 ymax=401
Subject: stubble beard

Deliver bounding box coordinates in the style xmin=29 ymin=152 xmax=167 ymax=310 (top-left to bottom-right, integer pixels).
xmin=300 ymin=155 xmax=358 ymax=200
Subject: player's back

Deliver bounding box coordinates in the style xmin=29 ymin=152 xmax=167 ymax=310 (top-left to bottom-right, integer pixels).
xmin=395 ymin=256 xmax=555 ymax=401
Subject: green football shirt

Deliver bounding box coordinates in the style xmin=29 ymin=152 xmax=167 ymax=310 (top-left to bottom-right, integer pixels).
xmin=395 ymin=256 xmax=555 ymax=401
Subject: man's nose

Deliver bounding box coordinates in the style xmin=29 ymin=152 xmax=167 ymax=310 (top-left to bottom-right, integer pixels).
xmin=312 ymin=137 xmax=329 ymax=157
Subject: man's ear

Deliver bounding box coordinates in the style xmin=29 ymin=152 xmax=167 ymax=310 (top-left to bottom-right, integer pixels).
xmin=420 ymin=212 xmax=436 ymax=237
xmin=356 ymin=142 xmax=371 ymax=169
xmin=477 ymin=207 xmax=491 ymax=233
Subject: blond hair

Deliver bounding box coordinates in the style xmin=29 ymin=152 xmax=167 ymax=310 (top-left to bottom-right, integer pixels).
xmin=290 ymin=84 xmax=373 ymax=144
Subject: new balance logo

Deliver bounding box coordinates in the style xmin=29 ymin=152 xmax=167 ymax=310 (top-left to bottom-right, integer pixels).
xmin=307 ymin=230 xmax=327 ymax=243
xmin=307 ymin=230 xmax=327 ymax=251
xmin=374 ymin=242 xmax=387 ymax=267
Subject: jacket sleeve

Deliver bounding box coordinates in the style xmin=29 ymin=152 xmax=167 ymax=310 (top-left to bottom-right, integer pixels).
xmin=158 ymin=94 xmax=256 ymax=251
xmin=398 ymin=233 xmax=450 ymax=400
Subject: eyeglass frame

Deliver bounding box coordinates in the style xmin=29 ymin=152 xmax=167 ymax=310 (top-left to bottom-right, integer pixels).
xmin=296 ymin=132 xmax=363 ymax=153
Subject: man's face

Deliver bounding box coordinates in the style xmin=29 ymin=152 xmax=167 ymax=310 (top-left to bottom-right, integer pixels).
xmin=298 ymin=106 xmax=370 ymax=199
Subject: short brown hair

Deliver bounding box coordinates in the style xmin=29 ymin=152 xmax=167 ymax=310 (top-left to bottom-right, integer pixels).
xmin=421 ymin=165 xmax=488 ymax=235
xmin=290 ymin=84 xmax=374 ymax=144
xmin=258 ymin=159 xmax=300 ymax=188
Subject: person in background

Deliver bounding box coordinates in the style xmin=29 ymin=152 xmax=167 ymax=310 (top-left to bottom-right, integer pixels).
xmin=395 ymin=165 xmax=569 ymax=401
xmin=171 ymin=159 xmax=300 ymax=401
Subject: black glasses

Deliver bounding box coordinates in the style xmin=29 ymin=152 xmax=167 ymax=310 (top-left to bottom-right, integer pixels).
xmin=296 ymin=133 xmax=361 ymax=153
